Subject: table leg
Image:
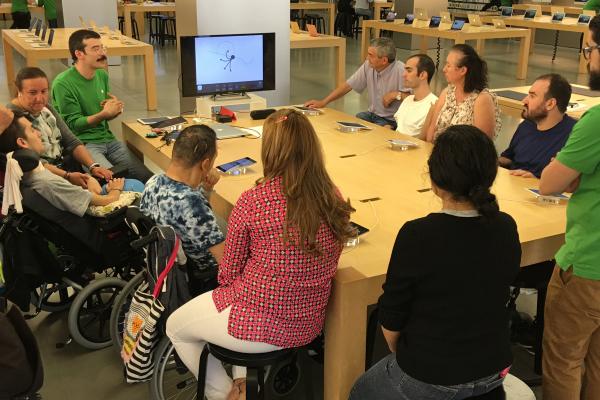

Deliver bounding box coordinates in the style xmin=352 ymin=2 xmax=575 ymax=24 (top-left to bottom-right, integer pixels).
xmin=142 ymin=47 xmax=157 ymax=110
xmin=3 ymin=36 xmax=16 ymax=96
xmin=329 ymin=4 xmax=335 ymax=35
xmin=360 ymin=23 xmax=370 ymax=60
xmin=529 ymin=28 xmax=536 ymax=54
xmin=335 ymin=41 xmax=346 ymax=86
xmin=476 ymin=39 xmax=485 ymax=55
xmin=420 ymin=36 xmax=428 ymax=53
xmin=136 ymin=10 xmax=145 ymax=36
xmin=517 ymin=32 xmax=531 ymax=80
xmin=324 ymin=270 xmax=384 ymax=400
xmin=124 ymin=8 xmax=132 ymax=37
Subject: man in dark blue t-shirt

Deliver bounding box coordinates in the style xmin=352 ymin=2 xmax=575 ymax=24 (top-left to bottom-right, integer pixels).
xmin=499 ymin=74 xmax=576 ymax=178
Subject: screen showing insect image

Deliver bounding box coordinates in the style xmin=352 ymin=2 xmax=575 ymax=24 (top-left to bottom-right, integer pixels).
xmin=180 ymin=33 xmax=276 ymax=97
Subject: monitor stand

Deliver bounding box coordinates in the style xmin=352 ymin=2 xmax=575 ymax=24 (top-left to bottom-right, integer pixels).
xmin=196 ymin=93 xmax=267 ymax=117
xmin=211 ymin=92 xmax=251 ymax=101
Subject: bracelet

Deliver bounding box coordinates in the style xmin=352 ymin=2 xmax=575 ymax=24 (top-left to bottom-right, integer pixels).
xmin=88 ymin=162 xmax=101 ymax=171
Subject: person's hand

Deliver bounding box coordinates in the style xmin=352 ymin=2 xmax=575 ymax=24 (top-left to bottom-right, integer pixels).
xmin=101 ymin=94 xmax=124 ymax=118
xmin=202 ymin=169 xmax=220 ymax=192
xmin=564 ymin=175 xmax=581 ymax=193
xmin=304 ymin=99 xmax=326 ymax=108
xmin=67 ymin=172 xmax=90 ymax=188
xmin=382 ymin=91 xmax=400 ymax=108
xmin=106 ymin=177 xmax=125 ymax=192
xmin=91 ymin=166 xmax=113 ymax=181
xmin=509 ymin=169 xmax=536 ymax=178
xmin=0 ymin=104 xmax=14 ymax=132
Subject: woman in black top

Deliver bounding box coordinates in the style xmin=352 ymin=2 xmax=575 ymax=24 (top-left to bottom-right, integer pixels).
xmin=349 ymin=125 xmax=521 ymax=400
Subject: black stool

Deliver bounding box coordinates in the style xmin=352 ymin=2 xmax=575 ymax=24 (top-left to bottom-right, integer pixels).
xmin=304 ymin=13 xmax=326 ymax=33
xmin=118 ymin=16 xmax=140 ymax=40
xmin=197 ymin=343 xmax=296 ymax=400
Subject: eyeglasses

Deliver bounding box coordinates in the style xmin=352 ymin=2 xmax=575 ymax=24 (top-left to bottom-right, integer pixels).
xmin=583 ymin=45 xmax=600 ymax=60
xmin=86 ymin=44 xmax=107 ymax=54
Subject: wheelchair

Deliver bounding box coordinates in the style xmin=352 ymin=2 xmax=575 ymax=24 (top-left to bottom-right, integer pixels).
xmin=0 ymin=150 xmax=146 ymax=350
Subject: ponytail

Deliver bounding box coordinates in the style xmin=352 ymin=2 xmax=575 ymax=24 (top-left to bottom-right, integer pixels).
xmin=468 ymin=185 xmax=499 ymax=218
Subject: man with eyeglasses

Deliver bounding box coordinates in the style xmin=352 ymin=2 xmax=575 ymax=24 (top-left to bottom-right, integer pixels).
xmin=539 ymin=15 xmax=600 ymax=400
xmin=51 ymin=29 xmax=152 ymax=182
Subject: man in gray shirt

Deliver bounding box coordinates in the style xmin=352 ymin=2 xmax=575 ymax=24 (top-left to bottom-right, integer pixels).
xmin=305 ymin=37 xmax=406 ymax=129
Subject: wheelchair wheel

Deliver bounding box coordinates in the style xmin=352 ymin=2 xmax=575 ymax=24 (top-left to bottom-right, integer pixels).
xmin=266 ymin=358 xmax=302 ymax=397
xmin=109 ymin=270 xmax=145 ymax=355
xmin=150 ymin=336 xmax=197 ymax=400
xmin=30 ymin=281 xmax=78 ymax=313
xmin=67 ymin=277 xmax=126 ymax=350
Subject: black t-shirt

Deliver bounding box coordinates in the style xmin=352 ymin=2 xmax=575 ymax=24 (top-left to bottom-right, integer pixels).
xmin=378 ymin=211 xmax=521 ymax=385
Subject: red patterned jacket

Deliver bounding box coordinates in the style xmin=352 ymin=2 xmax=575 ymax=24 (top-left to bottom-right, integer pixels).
xmin=212 ymin=177 xmax=342 ymax=347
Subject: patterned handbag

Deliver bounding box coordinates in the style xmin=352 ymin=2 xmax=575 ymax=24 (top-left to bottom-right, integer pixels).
xmin=121 ymin=227 xmax=180 ymax=383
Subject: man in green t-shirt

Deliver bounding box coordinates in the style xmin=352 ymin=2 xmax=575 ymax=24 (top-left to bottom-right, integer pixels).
xmin=51 ymin=30 xmax=152 ymax=183
xmin=35 ymin=0 xmax=57 ymax=28
xmin=11 ymin=0 xmax=30 ymax=29
xmin=584 ymin=0 xmax=600 ymax=13
xmin=539 ymin=15 xmax=600 ymax=400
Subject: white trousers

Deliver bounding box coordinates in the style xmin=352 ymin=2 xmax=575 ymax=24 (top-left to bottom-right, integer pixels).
xmin=166 ymin=290 xmax=281 ymax=400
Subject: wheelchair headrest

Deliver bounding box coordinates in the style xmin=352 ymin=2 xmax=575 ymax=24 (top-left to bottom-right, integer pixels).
xmin=11 ymin=149 xmax=40 ymax=173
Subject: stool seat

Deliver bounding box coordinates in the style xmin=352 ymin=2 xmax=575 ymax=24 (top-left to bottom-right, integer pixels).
xmin=207 ymin=343 xmax=295 ymax=367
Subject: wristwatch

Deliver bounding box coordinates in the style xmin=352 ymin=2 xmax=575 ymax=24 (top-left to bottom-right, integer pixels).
xmin=395 ymin=92 xmax=403 ymax=101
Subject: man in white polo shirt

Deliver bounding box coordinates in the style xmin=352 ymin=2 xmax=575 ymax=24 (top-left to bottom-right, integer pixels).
xmin=304 ymin=37 xmax=406 ymax=129
xmin=394 ymin=54 xmax=437 ymax=138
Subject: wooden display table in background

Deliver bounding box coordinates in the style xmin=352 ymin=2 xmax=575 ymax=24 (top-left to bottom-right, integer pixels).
xmin=2 ymin=28 xmax=157 ymax=110
xmin=361 ymin=20 xmax=531 ymax=79
xmin=372 ymin=1 xmax=394 ymax=19
xmin=290 ymin=31 xmax=346 ymax=86
xmin=512 ymin=3 xmax=584 ymax=16
xmin=118 ymin=2 xmax=176 ymax=39
xmin=481 ymin=15 xmax=588 ymax=74
xmin=123 ymin=107 xmax=566 ymax=400
xmin=493 ymin=83 xmax=600 ymax=119
xmin=291 ymin=0 xmax=336 ymax=35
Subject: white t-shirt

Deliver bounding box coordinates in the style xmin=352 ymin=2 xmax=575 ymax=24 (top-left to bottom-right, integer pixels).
xmin=394 ymin=92 xmax=438 ymax=137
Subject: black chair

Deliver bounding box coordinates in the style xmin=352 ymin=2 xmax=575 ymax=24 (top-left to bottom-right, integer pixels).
xmin=117 ymin=16 xmax=140 ymax=40
xmin=197 ymin=344 xmax=296 ymax=400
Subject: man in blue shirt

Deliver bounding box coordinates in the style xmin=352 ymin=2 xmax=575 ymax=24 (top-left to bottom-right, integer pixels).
xmin=499 ymin=74 xmax=576 ymax=178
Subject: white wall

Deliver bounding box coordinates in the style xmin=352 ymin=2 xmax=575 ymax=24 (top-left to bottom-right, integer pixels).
xmin=177 ymin=0 xmax=290 ymax=109
xmin=57 ymin=0 xmax=118 ymax=30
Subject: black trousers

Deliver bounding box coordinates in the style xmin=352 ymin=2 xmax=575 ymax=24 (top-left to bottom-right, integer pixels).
xmin=47 ymin=19 xmax=58 ymax=28
xmin=10 ymin=12 xmax=31 ymax=29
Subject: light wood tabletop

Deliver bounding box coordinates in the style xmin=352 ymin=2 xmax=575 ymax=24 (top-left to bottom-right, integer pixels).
xmin=123 ymin=107 xmax=566 ymax=400
xmin=1 ymin=28 xmax=157 ymax=110
xmin=481 ymin=15 xmax=588 ymax=74
xmin=290 ymin=31 xmax=346 ymax=86
xmin=361 ymin=19 xmax=531 ymax=79
xmin=291 ymin=1 xmax=336 ymax=35
xmin=493 ymin=83 xmax=600 ymax=119
xmin=117 ymin=2 xmax=176 ymax=38
xmin=372 ymin=1 xmax=394 ymax=19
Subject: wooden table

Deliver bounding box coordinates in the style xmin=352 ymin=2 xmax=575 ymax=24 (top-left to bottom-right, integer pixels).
xmin=2 ymin=28 xmax=158 ymax=110
xmin=361 ymin=20 xmax=532 ymax=79
xmin=512 ymin=3 xmax=584 ymax=16
xmin=291 ymin=1 xmax=336 ymax=35
xmin=481 ymin=15 xmax=588 ymax=74
xmin=118 ymin=2 xmax=176 ymax=38
xmin=290 ymin=31 xmax=346 ymax=86
xmin=122 ymin=107 xmax=566 ymax=400
xmin=493 ymin=83 xmax=600 ymax=119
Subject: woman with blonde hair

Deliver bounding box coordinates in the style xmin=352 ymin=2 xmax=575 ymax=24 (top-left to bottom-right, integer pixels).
xmin=166 ymin=108 xmax=355 ymax=400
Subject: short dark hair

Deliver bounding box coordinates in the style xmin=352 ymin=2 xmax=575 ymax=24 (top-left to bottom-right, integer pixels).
xmin=536 ymin=73 xmax=572 ymax=113
xmin=172 ymin=125 xmax=217 ymax=168
xmin=0 ymin=111 xmax=27 ymax=154
xmin=428 ymin=125 xmax=499 ymax=218
xmin=452 ymin=44 xmax=488 ymax=93
xmin=590 ymin=15 xmax=600 ymax=47
xmin=407 ymin=53 xmax=436 ymax=84
xmin=68 ymin=29 xmax=101 ymax=64
xmin=15 ymin=67 xmax=48 ymax=91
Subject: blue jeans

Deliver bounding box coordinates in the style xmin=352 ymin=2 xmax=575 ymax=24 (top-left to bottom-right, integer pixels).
xmin=349 ymin=354 xmax=506 ymax=400
xmin=356 ymin=111 xmax=397 ymax=130
xmin=85 ymin=140 xmax=153 ymax=183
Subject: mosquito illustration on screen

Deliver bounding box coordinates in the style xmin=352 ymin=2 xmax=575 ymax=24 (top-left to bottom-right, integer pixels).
xmin=220 ymin=50 xmax=236 ymax=71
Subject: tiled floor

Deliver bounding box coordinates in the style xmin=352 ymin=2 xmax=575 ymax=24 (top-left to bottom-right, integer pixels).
xmin=3 ymin=26 xmax=585 ymax=399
